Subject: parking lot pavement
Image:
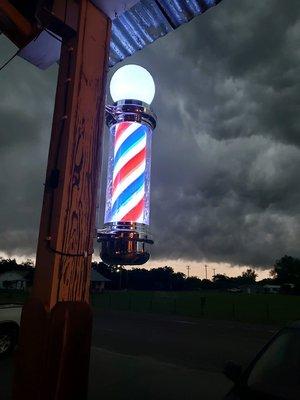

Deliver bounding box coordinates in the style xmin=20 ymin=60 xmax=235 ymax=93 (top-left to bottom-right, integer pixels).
xmin=89 ymin=347 xmax=231 ymax=400
xmin=1 ymin=348 xmax=231 ymax=400
xmin=92 ymin=309 xmax=276 ymax=372
xmin=0 ymin=310 xmax=276 ymax=399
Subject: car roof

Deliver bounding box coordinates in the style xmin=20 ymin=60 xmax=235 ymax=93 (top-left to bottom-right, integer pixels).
xmin=0 ymin=304 xmax=23 ymax=309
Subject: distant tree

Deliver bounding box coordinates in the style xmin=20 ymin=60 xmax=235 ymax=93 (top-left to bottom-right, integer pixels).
xmin=0 ymin=258 xmax=19 ymax=272
xmin=150 ymin=266 xmax=175 ymax=290
xmin=241 ymin=269 xmax=257 ymax=284
xmin=172 ymin=272 xmax=186 ymax=291
xmin=91 ymin=262 xmax=196 ymax=291
xmin=212 ymin=274 xmax=232 ymax=290
xmin=0 ymin=258 xmax=35 ymax=272
xmin=271 ymin=255 xmax=300 ymax=286
xmin=93 ymin=261 xmax=114 ymax=277
xmin=129 ymin=268 xmax=151 ymax=290
xmin=258 ymin=278 xmax=276 ymax=286
xmin=0 ymin=258 xmax=35 ymax=287
xmin=200 ymin=279 xmax=214 ymax=290
xmin=21 ymin=259 xmax=34 ymax=268
xmin=213 ymin=274 xmax=228 ymax=282
xmin=229 ymin=269 xmax=257 ymax=286
xmin=185 ymin=276 xmax=202 ymax=290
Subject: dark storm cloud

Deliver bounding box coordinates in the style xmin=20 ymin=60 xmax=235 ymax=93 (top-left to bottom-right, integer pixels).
xmin=1 ymin=0 xmax=300 ymax=267
xmin=0 ymin=40 xmax=57 ymax=255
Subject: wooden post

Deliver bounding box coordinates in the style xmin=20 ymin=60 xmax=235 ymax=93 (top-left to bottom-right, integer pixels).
xmin=13 ymin=1 xmax=111 ymax=399
xmin=33 ymin=0 xmax=111 ymax=309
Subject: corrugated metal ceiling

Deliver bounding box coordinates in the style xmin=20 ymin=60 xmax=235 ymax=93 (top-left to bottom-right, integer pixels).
xmin=109 ymin=0 xmax=222 ymax=67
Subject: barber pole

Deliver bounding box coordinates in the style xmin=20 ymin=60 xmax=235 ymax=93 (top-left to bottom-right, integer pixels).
xmin=105 ymin=121 xmax=150 ymax=225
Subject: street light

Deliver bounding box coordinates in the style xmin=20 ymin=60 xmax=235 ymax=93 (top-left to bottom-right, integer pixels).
xmin=98 ymin=64 xmax=157 ymax=266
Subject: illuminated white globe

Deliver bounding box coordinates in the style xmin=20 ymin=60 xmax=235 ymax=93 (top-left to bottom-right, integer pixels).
xmin=110 ymin=64 xmax=155 ymax=105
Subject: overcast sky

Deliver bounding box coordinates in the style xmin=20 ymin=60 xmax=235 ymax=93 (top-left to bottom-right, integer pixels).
xmin=0 ymin=0 xmax=299 ymax=277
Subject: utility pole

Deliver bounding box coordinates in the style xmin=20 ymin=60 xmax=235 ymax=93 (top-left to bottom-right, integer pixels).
xmin=186 ymin=265 xmax=190 ymax=278
xmin=11 ymin=1 xmax=111 ymax=399
xmin=213 ymin=268 xmax=216 ymax=279
xmin=119 ymin=265 xmax=123 ymax=290
xmin=125 ymin=267 xmax=129 ymax=289
xmin=205 ymin=264 xmax=208 ymax=280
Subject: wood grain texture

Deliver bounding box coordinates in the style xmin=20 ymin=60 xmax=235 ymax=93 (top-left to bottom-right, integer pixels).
xmin=0 ymin=0 xmax=37 ymax=47
xmin=33 ymin=0 xmax=111 ymax=309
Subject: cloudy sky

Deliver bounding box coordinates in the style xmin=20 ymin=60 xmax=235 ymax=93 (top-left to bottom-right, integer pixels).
xmin=0 ymin=0 xmax=299 ymax=278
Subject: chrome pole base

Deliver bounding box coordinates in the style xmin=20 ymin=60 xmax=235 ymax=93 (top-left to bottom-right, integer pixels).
xmin=97 ymin=222 xmax=153 ymax=266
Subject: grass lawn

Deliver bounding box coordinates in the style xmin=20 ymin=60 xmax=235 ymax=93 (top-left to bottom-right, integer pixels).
xmin=1 ymin=289 xmax=300 ymax=325
xmin=91 ymin=290 xmax=300 ymax=325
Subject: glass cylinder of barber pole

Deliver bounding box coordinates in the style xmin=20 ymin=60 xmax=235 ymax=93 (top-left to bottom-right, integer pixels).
xmin=105 ymin=115 xmax=152 ymax=226
xmin=99 ymin=99 xmax=156 ymax=265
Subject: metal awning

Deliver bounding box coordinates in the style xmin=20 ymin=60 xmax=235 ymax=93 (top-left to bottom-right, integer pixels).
xmin=107 ymin=0 xmax=222 ymax=66
xmin=19 ymin=0 xmax=222 ymax=69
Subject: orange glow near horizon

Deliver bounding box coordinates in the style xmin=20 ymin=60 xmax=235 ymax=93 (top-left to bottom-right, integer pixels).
xmin=0 ymin=251 xmax=271 ymax=281
xmin=146 ymin=259 xmax=271 ymax=281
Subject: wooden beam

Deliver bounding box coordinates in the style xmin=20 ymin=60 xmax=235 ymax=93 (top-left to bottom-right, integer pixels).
xmin=13 ymin=1 xmax=111 ymax=398
xmin=37 ymin=0 xmax=79 ymax=38
xmin=32 ymin=0 xmax=111 ymax=310
xmin=0 ymin=0 xmax=37 ymax=47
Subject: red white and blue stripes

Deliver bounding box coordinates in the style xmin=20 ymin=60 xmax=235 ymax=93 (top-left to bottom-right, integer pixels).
xmin=105 ymin=121 xmax=150 ymax=224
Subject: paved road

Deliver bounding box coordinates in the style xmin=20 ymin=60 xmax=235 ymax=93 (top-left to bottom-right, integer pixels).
xmin=1 ymin=310 xmax=276 ymax=399
xmin=92 ymin=310 xmax=276 ymax=372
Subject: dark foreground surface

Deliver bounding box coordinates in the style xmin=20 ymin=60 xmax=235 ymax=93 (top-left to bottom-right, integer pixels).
xmin=0 ymin=309 xmax=277 ymax=399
